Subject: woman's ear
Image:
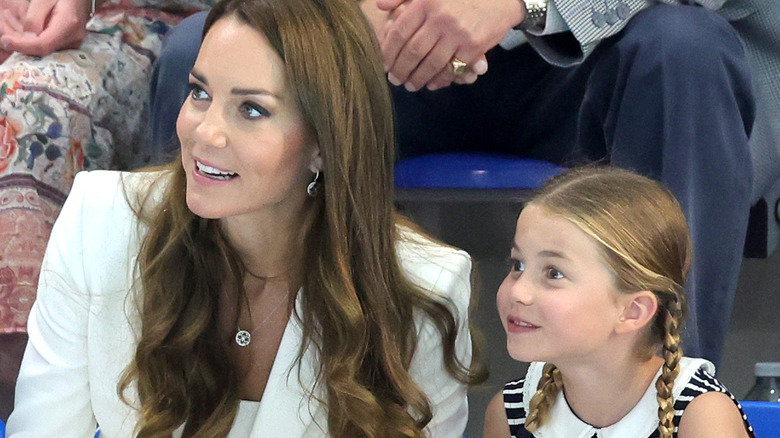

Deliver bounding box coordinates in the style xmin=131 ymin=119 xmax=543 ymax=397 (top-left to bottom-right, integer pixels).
xmin=616 ymin=291 xmax=659 ymax=334
xmin=309 ymin=146 xmax=323 ymax=173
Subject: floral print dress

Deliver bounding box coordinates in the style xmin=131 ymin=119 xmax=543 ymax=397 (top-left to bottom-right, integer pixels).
xmin=0 ymin=0 xmax=213 ymax=333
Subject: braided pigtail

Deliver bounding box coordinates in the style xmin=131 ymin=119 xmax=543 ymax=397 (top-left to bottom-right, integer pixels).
xmin=525 ymin=363 xmax=564 ymax=432
xmin=654 ymin=294 xmax=685 ymax=438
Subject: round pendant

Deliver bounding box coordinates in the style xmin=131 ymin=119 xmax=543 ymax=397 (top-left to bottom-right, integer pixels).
xmin=235 ymin=329 xmax=251 ymax=347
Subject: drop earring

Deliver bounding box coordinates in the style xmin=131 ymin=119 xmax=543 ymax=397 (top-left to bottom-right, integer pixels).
xmin=307 ymin=170 xmax=320 ymax=197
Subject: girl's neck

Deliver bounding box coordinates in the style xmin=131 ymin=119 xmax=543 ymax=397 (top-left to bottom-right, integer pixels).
xmin=557 ymin=355 xmax=665 ymax=428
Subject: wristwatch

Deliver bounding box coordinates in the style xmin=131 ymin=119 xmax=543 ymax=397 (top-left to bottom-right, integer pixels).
xmin=515 ymin=0 xmax=548 ymax=32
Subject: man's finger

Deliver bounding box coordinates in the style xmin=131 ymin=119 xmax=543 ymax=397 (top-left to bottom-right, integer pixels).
xmin=1 ymin=25 xmax=83 ymax=57
xmin=3 ymin=10 xmax=24 ymax=33
xmin=22 ymin=0 xmax=57 ymax=34
xmin=376 ymin=0 xmax=405 ymax=12
xmin=402 ymin=39 xmax=455 ymax=91
xmin=380 ymin=3 xmax=425 ymax=74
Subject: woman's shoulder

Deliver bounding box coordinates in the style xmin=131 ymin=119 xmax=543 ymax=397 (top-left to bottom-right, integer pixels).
xmin=63 ymin=169 xmax=170 ymax=254
xmin=394 ymin=224 xmax=472 ymax=298
xmin=71 ymin=169 xmax=167 ymax=205
xmin=395 ymin=224 xmax=471 ymax=268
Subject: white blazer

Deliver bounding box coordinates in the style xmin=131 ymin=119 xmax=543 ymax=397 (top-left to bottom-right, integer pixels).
xmin=7 ymin=170 xmax=473 ymax=437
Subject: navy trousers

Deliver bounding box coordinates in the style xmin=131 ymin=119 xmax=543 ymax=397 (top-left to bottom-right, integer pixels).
xmin=148 ymin=5 xmax=755 ymax=365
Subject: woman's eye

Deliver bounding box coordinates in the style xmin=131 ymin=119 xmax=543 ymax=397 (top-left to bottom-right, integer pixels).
xmin=239 ymin=102 xmax=269 ymax=119
xmin=189 ymin=84 xmax=209 ymax=101
xmin=544 ymin=267 xmax=564 ymax=280
xmin=188 ymin=83 xmax=209 ymax=101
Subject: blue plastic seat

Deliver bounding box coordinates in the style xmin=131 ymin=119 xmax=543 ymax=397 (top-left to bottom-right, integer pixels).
xmin=0 ymin=419 xmax=100 ymax=436
xmin=394 ymin=153 xmax=564 ymax=258
xmin=395 ymin=153 xmax=564 ymax=190
xmin=741 ymin=401 xmax=780 ymax=438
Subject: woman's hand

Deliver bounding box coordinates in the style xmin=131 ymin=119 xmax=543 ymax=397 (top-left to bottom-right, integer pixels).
xmin=0 ymin=0 xmax=90 ymax=58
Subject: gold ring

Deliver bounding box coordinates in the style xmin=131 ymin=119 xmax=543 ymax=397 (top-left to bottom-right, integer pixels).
xmin=451 ymin=57 xmax=468 ymax=75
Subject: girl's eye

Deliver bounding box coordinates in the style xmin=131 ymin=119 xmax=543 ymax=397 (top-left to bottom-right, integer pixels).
xmin=239 ymin=102 xmax=269 ymax=119
xmin=509 ymin=258 xmax=525 ymax=273
xmin=188 ymin=83 xmax=209 ymax=101
xmin=544 ymin=267 xmax=564 ymax=280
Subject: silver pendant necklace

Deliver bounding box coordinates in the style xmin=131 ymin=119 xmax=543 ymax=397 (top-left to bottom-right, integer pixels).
xmin=235 ymin=296 xmax=286 ymax=347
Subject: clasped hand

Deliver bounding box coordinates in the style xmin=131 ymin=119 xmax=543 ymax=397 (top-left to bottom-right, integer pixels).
xmin=375 ymin=0 xmax=525 ymax=91
xmin=0 ymin=0 xmax=90 ymax=63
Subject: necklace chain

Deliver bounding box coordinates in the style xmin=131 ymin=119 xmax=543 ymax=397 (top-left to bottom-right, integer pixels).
xmin=234 ymin=265 xmax=289 ymax=347
xmin=235 ymin=296 xmax=286 ymax=347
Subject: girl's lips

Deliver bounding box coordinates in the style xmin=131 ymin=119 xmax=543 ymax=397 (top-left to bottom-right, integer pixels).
xmin=506 ymin=316 xmax=539 ymax=334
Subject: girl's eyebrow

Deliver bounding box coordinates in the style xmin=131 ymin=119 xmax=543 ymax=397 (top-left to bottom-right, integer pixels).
xmin=511 ymin=244 xmax=568 ymax=261
xmin=538 ymin=250 xmax=569 ymax=260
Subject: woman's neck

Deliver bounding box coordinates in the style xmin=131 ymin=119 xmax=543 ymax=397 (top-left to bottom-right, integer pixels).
xmin=557 ymin=355 xmax=665 ymax=428
xmin=219 ymin=211 xmax=306 ymax=279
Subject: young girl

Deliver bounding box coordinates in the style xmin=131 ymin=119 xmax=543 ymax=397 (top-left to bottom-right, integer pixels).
xmin=483 ymin=166 xmax=754 ymax=438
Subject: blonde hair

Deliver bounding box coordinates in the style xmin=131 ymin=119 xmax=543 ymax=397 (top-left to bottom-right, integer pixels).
xmin=117 ymin=0 xmax=486 ymax=435
xmin=521 ymin=166 xmax=690 ymax=438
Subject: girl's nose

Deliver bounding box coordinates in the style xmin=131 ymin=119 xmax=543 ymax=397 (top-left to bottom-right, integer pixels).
xmin=510 ymin=275 xmax=535 ymax=306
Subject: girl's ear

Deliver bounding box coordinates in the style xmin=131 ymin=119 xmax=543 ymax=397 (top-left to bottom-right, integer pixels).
xmin=616 ymin=290 xmax=658 ymax=334
xmin=309 ymin=145 xmax=323 ymax=173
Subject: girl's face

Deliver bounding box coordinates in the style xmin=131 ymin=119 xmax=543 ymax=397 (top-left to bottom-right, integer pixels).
xmin=177 ymin=16 xmax=319 ymax=223
xmin=496 ymin=204 xmax=627 ymax=366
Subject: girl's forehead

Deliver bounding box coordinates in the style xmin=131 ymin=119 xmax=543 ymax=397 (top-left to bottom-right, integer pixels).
xmin=514 ymin=205 xmax=604 ymax=261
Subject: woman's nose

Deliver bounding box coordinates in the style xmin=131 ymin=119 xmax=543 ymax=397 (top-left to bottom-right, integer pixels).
xmin=194 ymin=106 xmax=228 ymax=148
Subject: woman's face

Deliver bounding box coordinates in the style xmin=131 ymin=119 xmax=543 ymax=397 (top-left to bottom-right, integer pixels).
xmin=177 ymin=15 xmax=319 ymax=223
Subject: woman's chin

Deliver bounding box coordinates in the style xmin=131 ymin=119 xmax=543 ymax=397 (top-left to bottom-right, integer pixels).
xmin=185 ymin=192 xmax=221 ymax=219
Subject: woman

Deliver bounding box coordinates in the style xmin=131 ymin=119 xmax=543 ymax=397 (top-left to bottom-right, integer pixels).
xmin=7 ymin=0 xmax=485 ymax=435
xmin=0 ymin=0 xmax=213 ymax=419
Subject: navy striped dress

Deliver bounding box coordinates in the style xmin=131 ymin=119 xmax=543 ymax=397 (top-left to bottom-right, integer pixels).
xmin=503 ymin=358 xmax=755 ymax=437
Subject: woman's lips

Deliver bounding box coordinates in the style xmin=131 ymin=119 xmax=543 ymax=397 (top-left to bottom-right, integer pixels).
xmin=195 ymin=159 xmax=238 ymax=181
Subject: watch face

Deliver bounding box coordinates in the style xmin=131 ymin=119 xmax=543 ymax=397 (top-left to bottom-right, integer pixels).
xmin=519 ymin=0 xmax=547 ymax=31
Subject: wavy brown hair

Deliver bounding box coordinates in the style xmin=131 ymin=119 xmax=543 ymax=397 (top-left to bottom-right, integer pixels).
xmin=521 ymin=166 xmax=691 ymax=438
xmin=117 ymin=0 xmax=486 ymax=436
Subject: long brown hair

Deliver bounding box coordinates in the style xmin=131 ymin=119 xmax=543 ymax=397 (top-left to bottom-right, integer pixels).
xmin=118 ymin=0 xmax=485 ymax=436
xmin=521 ymin=166 xmax=691 ymax=438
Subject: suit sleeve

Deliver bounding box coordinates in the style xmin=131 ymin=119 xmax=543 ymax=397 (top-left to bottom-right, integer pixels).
xmin=7 ymin=172 xmax=98 ymax=437
xmin=409 ymin=250 xmax=473 ymax=438
xmin=517 ymin=0 xmax=725 ymax=66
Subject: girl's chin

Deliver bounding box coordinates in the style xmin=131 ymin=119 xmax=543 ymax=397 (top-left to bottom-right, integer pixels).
xmin=506 ymin=345 xmax=540 ymax=363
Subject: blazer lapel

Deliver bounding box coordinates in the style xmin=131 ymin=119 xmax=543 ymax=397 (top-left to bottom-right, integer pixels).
xmin=251 ymin=294 xmax=328 ymax=436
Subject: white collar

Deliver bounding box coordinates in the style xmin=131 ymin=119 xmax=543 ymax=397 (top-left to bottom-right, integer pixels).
xmin=525 ymin=358 xmax=715 ymax=438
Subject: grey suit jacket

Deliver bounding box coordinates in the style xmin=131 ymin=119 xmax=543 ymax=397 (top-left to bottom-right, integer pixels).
xmin=721 ymin=0 xmax=780 ymax=200
xmin=509 ymin=0 xmax=726 ymax=65
xmin=721 ymin=0 xmax=780 ymax=253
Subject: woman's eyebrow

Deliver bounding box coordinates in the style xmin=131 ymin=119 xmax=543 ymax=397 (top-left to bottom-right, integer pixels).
xmin=189 ymin=69 xmax=280 ymax=99
xmin=230 ymin=87 xmax=279 ymax=99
